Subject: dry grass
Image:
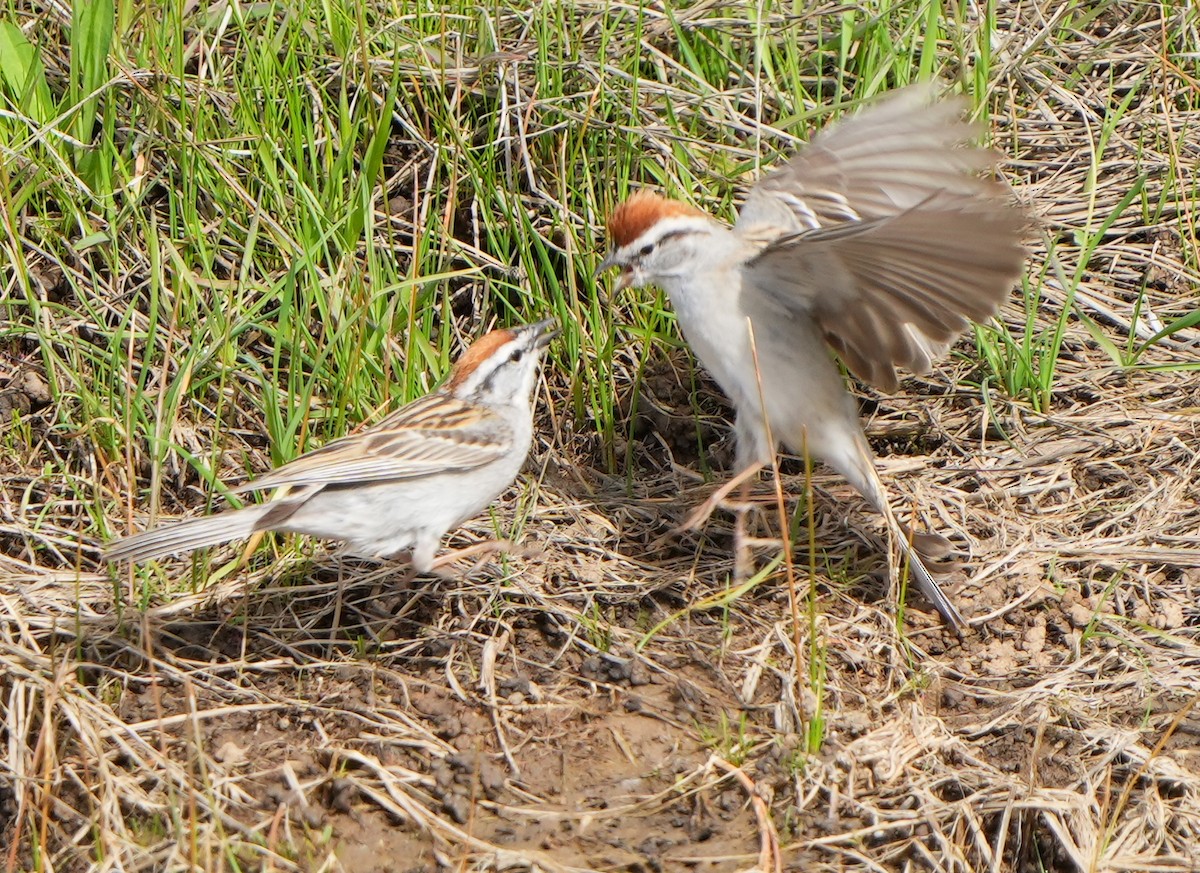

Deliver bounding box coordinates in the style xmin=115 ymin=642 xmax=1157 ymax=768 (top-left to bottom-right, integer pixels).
xmin=2 ymin=1 xmax=1199 ymax=871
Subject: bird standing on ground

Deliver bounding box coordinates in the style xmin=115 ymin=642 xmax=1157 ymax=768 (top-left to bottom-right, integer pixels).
xmin=596 ymin=86 xmax=1028 ymax=632
xmin=106 ymin=319 xmax=559 ymax=572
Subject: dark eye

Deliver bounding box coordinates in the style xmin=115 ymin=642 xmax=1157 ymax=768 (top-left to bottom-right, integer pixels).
xmin=638 ymin=243 xmax=655 ymax=257
xmin=509 ymin=349 xmax=524 ymax=363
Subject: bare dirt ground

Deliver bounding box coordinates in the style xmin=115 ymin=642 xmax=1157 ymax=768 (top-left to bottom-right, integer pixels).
xmin=4 ymin=338 xmax=1200 ymax=871
xmin=3 ymin=5 xmax=1200 ymax=873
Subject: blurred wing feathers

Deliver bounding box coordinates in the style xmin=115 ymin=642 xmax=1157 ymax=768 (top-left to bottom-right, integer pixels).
xmin=736 ymin=85 xmax=992 ymax=239
xmin=745 ymin=194 xmax=1028 ymax=391
xmin=736 ymin=86 xmax=1028 ymax=391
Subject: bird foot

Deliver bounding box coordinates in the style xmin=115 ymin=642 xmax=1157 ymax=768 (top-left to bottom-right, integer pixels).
xmin=674 ymin=463 xmax=767 ymax=534
xmin=675 ymin=497 xmax=760 ymax=536
xmin=428 ymin=539 xmax=524 ymax=578
xmin=899 ymin=523 xmax=954 ymax=561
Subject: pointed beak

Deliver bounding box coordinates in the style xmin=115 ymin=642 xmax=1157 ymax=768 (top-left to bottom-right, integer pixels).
xmin=594 ymin=252 xmax=634 ymax=292
xmin=594 ymin=251 xmax=618 ymax=278
xmin=526 ymin=317 xmax=560 ymax=349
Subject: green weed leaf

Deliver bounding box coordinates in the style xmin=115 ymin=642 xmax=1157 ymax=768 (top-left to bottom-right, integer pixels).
xmin=0 ymin=22 xmax=53 ymax=123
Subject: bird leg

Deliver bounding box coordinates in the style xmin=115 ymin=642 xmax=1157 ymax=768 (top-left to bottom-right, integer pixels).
xmin=429 ymin=539 xmax=518 ymax=578
xmin=364 ymin=540 xmax=521 ymax=634
xmin=732 ymin=478 xmax=755 ymax=580
xmin=675 ymin=462 xmax=765 ymax=533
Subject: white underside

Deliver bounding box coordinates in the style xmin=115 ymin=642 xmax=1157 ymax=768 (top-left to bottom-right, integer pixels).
xmin=279 ymin=451 xmax=526 ymax=570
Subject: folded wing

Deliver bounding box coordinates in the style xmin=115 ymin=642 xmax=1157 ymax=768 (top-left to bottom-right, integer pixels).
xmin=237 ymin=393 xmax=513 ymax=492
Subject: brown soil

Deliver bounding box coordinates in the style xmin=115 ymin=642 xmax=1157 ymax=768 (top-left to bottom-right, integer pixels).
xmin=4 ymin=3 xmax=1200 ymax=871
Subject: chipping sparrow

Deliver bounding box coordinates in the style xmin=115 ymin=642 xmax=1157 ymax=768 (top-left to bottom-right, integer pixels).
xmin=596 ymin=86 xmax=1028 ymax=631
xmin=105 ymin=319 xmax=559 ymax=571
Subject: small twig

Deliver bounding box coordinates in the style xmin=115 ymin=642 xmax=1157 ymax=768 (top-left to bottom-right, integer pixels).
xmin=710 ymin=755 xmax=782 ymax=873
xmin=478 ymin=629 xmax=521 ymax=777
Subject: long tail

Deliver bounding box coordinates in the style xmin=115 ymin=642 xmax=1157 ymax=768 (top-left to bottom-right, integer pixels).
xmin=832 ymin=436 xmax=967 ymax=635
xmin=104 ymin=505 xmax=271 ymax=564
xmin=896 ymin=538 xmax=967 ymax=635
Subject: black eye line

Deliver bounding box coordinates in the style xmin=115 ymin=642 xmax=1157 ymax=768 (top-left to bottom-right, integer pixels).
xmin=634 ymin=229 xmax=693 ymax=261
xmin=476 ymin=347 xmax=526 ymax=392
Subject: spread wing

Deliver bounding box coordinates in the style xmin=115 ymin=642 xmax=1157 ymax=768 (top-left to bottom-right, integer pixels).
xmin=734 ymin=85 xmax=1028 ymax=390
xmin=235 ymin=392 xmax=513 ymax=493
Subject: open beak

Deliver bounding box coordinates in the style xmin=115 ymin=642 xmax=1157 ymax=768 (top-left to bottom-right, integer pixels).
xmin=527 ymin=317 xmax=561 ymax=349
xmin=594 ymin=252 xmax=633 ymax=292
xmin=594 ymin=251 xmax=618 ymax=278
